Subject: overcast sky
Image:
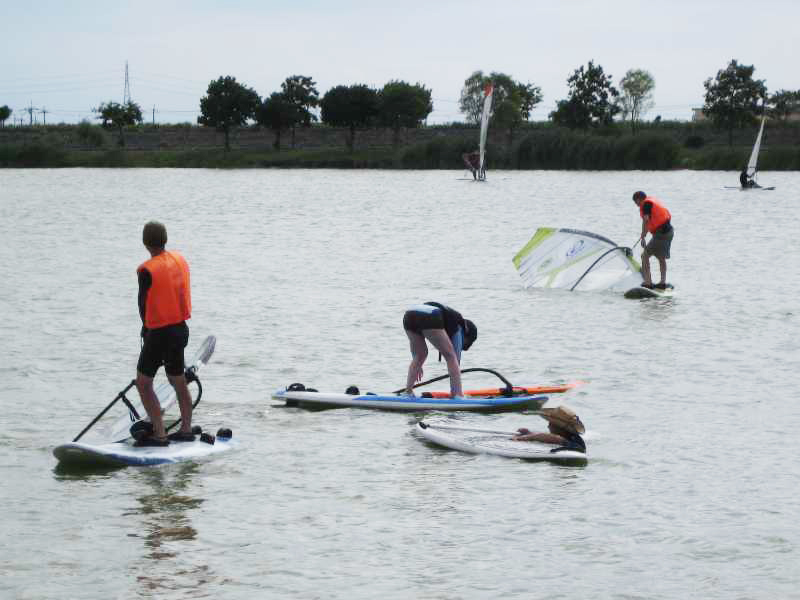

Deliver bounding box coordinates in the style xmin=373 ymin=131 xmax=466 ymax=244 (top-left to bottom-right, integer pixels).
xmin=1 ymin=0 xmax=797 ymax=125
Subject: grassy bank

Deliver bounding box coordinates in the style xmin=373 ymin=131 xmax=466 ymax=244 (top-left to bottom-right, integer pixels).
xmin=0 ymin=145 xmax=401 ymax=169
xmin=1 ymin=124 xmax=798 ymax=170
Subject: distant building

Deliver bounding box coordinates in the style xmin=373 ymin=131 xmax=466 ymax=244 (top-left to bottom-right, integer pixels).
xmin=693 ymin=107 xmax=800 ymax=122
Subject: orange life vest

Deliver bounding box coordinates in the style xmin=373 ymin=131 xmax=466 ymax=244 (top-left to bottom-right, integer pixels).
xmin=137 ymin=250 xmax=191 ymax=329
xmin=640 ymin=196 xmax=671 ymax=234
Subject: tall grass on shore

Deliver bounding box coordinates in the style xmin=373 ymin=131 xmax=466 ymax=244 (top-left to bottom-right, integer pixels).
xmin=397 ymin=129 xmax=682 ymax=170
xmin=687 ymin=145 xmax=800 ymax=170
xmin=1 ymin=125 xmax=798 ymax=170
xmin=514 ymin=130 xmax=681 ymax=170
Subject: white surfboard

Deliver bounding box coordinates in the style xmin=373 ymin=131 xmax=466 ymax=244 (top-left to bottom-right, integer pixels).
xmin=273 ymin=389 xmax=548 ymax=411
xmin=624 ymin=284 xmax=674 ymax=299
xmin=54 ymin=434 xmax=236 ymax=468
xmin=54 ymin=335 xmax=223 ymax=467
xmin=415 ymin=422 xmax=587 ymax=463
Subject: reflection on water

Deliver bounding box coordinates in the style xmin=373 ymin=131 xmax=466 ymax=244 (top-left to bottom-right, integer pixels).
xmin=127 ymin=464 xmax=207 ymax=591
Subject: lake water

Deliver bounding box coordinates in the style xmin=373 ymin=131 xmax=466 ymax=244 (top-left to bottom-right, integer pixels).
xmin=1 ymin=168 xmax=798 ymax=600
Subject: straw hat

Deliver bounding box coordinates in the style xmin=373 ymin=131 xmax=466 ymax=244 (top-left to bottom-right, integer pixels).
xmin=536 ymin=406 xmax=585 ymax=434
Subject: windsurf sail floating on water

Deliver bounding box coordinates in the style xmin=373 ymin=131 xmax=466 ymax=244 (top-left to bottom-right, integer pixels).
xmin=478 ymin=83 xmax=493 ymax=180
xmin=513 ymin=228 xmax=642 ymax=292
xmin=746 ymin=115 xmax=766 ymax=181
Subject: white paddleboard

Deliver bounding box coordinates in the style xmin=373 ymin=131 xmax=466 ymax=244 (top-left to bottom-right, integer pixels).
xmin=624 ymin=284 xmax=674 ymax=299
xmin=108 ymin=335 xmax=216 ymax=442
xmin=273 ymin=389 xmax=547 ymax=411
xmin=724 ymin=186 xmax=775 ymax=191
xmin=416 ymin=422 xmax=587 ymax=463
xmin=54 ymin=435 xmax=236 ymax=468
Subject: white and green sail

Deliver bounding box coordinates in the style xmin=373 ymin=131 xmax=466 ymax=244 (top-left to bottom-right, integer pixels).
xmin=478 ymin=83 xmax=493 ymax=180
xmin=513 ymin=228 xmax=642 ymax=292
xmin=746 ymin=115 xmax=766 ymax=181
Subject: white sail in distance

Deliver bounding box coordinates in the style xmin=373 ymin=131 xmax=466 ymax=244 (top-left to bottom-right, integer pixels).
xmin=513 ymin=228 xmax=642 ymax=292
xmin=746 ymin=115 xmax=766 ymax=179
xmin=478 ymin=83 xmax=493 ymax=176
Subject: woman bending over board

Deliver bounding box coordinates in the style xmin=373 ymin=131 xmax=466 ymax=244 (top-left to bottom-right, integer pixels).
xmin=512 ymin=406 xmax=586 ymax=452
xmin=403 ymin=302 xmax=477 ymax=398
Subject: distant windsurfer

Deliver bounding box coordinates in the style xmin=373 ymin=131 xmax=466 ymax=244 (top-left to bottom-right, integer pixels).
xmin=739 ymin=168 xmax=756 ymax=189
xmin=134 ymin=221 xmax=194 ymax=447
xmin=512 ymin=406 xmax=586 ymax=453
xmin=403 ymin=302 xmax=477 ymax=398
xmin=632 ymin=191 xmax=673 ymax=290
xmin=462 ymin=149 xmax=480 ymax=180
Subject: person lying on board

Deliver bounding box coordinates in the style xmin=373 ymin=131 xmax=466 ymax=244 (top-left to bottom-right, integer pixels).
xmin=739 ymin=168 xmax=757 ymax=188
xmin=632 ymin=190 xmax=674 ymax=290
xmin=512 ymin=406 xmax=586 ymax=452
xmin=462 ymin=150 xmax=480 ymax=179
xmin=134 ymin=221 xmax=195 ymax=447
xmin=403 ymin=302 xmax=477 ymax=399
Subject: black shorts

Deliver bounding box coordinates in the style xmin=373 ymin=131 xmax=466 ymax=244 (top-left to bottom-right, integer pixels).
xmin=137 ymin=322 xmax=189 ymax=377
xmin=645 ymin=225 xmax=674 ymax=260
xmin=403 ymin=308 xmax=444 ymax=334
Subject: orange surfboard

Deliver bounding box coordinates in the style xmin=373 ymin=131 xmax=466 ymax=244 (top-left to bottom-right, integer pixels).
xmin=426 ymin=381 xmax=585 ymax=398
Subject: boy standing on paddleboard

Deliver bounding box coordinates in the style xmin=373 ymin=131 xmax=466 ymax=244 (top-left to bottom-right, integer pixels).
xmin=134 ymin=221 xmax=194 ymax=446
xmin=632 ymin=191 xmax=674 ymax=289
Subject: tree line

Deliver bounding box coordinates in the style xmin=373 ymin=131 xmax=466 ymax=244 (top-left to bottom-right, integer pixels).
xmin=3 ymin=59 xmax=797 ymax=151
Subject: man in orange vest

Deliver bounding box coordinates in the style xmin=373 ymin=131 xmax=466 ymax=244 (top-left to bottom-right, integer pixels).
xmin=632 ymin=191 xmax=674 ymax=289
xmin=134 ymin=221 xmax=194 ymax=446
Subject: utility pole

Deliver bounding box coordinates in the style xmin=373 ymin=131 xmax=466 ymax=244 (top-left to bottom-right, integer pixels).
xmin=26 ymin=101 xmax=36 ymax=125
xmin=40 ymin=107 xmax=48 ymax=125
xmin=152 ymin=105 xmax=155 ymax=125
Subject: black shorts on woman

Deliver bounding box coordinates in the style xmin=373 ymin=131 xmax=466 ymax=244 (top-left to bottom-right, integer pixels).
xmin=403 ymin=307 xmax=446 ymax=333
xmin=137 ymin=321 xmax=189 ymax=378
xmin=403 ymin=302 xmax=477 ymax=352
xmin=403 ymin=303 xmax=462 ymax=338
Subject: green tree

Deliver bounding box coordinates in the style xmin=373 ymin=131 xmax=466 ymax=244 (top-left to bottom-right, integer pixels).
xmin=617 ymin=69 xmax=655 ymax=133
xmin=280 ymin=75 xmax=320 ymax=148
xmin=256 ymin=92 xmax=300 ymax=151
xmin=768 ymin=89 xmax=800 ymax=123
xmin=378 ymin=80 xmax=433 ymax=146
xmin=517 ymin=82 xmax=544 ymax=121
xmin=198 ymin=76 xmax=261 ymax=150
xmin=95 ymin=100 xmax=143 ymax=146
xmin=459 ymin=71 xmax=489 ymax=124
xmin=490 ymin=73 xmax=542 ymax=146
xmin=460 ymin=71 xmax=542 ymax=145
xmin=0 ymin=105 xmax=11 ymax=127
xmin=703 ymin=59 xmax=767 ymax=146
xmin=320 ymin=84 xmax=379 ymax=151
xmin=550 ymin=60 xmax=620 ymax=129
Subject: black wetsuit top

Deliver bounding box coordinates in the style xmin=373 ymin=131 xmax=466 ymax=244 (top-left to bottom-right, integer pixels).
xmin=423 ymin=302 xmax=466 ymax=340
xmin=553 ymin=432 xmax=586 ymax=454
